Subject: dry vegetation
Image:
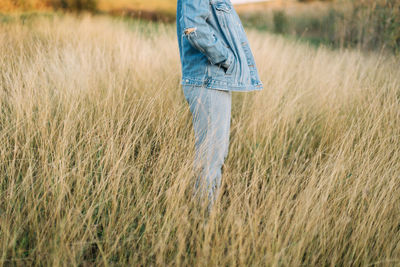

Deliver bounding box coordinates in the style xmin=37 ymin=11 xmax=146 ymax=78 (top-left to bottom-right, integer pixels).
xmin=0 ymin=14 xmax=399 ymax=266
xmin=239 ymin=0 xmax=400 ymax=53
xmin=0 ymin=0 xmax=176 ymax=14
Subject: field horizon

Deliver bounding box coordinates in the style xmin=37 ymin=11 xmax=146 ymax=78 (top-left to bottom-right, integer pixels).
xmin=0 ymin=14 xmax=399 ymax=266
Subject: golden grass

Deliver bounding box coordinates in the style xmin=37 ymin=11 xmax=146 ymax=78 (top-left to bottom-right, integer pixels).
xmin=0 ymin=14 xmax=399 ymax=266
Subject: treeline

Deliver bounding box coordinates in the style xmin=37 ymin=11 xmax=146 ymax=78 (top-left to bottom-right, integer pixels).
xmin=0 ymin=0 xmax=98 ymax=12
xmin=48 ymin=0 xmax=98 ymax=12
xmin=241 ymin=0 xmax=400 ymax=53
xmin=1 ymin=0 xmax=176 ymax=22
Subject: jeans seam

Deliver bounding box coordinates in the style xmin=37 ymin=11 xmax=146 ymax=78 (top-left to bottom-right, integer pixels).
xmin=206 ymin=86 xmax=213 ymax=198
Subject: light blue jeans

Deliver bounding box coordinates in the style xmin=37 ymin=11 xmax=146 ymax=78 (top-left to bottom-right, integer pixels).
xmin=182 ymin=85 xmax=232 ymax=209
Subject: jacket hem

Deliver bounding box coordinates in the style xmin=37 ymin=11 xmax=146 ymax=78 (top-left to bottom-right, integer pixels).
xmin=181 ymin=78 xmax=263 ymax=92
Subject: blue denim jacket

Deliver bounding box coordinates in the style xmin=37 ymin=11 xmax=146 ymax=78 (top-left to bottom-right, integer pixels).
xmin=177 ymin=0 xmax=264 ymax=92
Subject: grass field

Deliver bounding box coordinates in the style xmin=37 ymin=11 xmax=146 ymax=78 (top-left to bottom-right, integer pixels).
xmin=0 ymin=14 xmax=399 ymax=266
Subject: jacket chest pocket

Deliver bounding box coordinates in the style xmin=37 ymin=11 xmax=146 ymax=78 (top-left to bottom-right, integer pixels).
xmin=212 ymin=2 xmax=233 ymax=31
xmin=212 ymin=2 xmax=237 ymax=47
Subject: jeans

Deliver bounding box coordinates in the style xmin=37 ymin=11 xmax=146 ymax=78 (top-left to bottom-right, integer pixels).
xmin=182 ymin=85 xmax=232 ymax=209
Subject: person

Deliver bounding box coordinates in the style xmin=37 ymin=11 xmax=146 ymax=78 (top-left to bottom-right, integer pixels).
xmin=176 ymin=0 xmax=263 ymax=210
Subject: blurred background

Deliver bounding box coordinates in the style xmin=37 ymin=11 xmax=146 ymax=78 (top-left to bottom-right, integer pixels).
xmin=1 ymin=0 xmax=399 ymax=53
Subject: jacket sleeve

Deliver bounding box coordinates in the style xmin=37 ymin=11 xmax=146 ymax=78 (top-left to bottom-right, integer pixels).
xmin=181 ymin=0 xmax=234 ymax=68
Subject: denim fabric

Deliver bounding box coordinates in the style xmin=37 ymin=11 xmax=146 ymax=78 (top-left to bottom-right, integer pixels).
xmin=177 ymin=0 xmax=264 ymax=92
xmin=182 ymin=85 xmax=231 ymax=208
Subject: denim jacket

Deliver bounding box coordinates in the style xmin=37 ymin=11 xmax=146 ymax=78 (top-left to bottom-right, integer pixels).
xmin=177 ymin=0 xmax=264 ymax=92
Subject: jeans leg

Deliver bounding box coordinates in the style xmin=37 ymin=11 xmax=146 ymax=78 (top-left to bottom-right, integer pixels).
xmin=182 ymin=85 xmax=232 ymax=209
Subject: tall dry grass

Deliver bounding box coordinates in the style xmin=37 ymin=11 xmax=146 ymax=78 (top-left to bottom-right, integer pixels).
xmin=0 ymin=14 xmax=399 ymax=266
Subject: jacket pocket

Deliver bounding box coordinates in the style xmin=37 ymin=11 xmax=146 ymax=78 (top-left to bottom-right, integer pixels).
xmin=213 ymin=2 xmax=232 ymax=28
xmin=224 ymin=51 xmax=236 ymax=75
xmin=212 ymin=2 xmax=235 ymax=48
